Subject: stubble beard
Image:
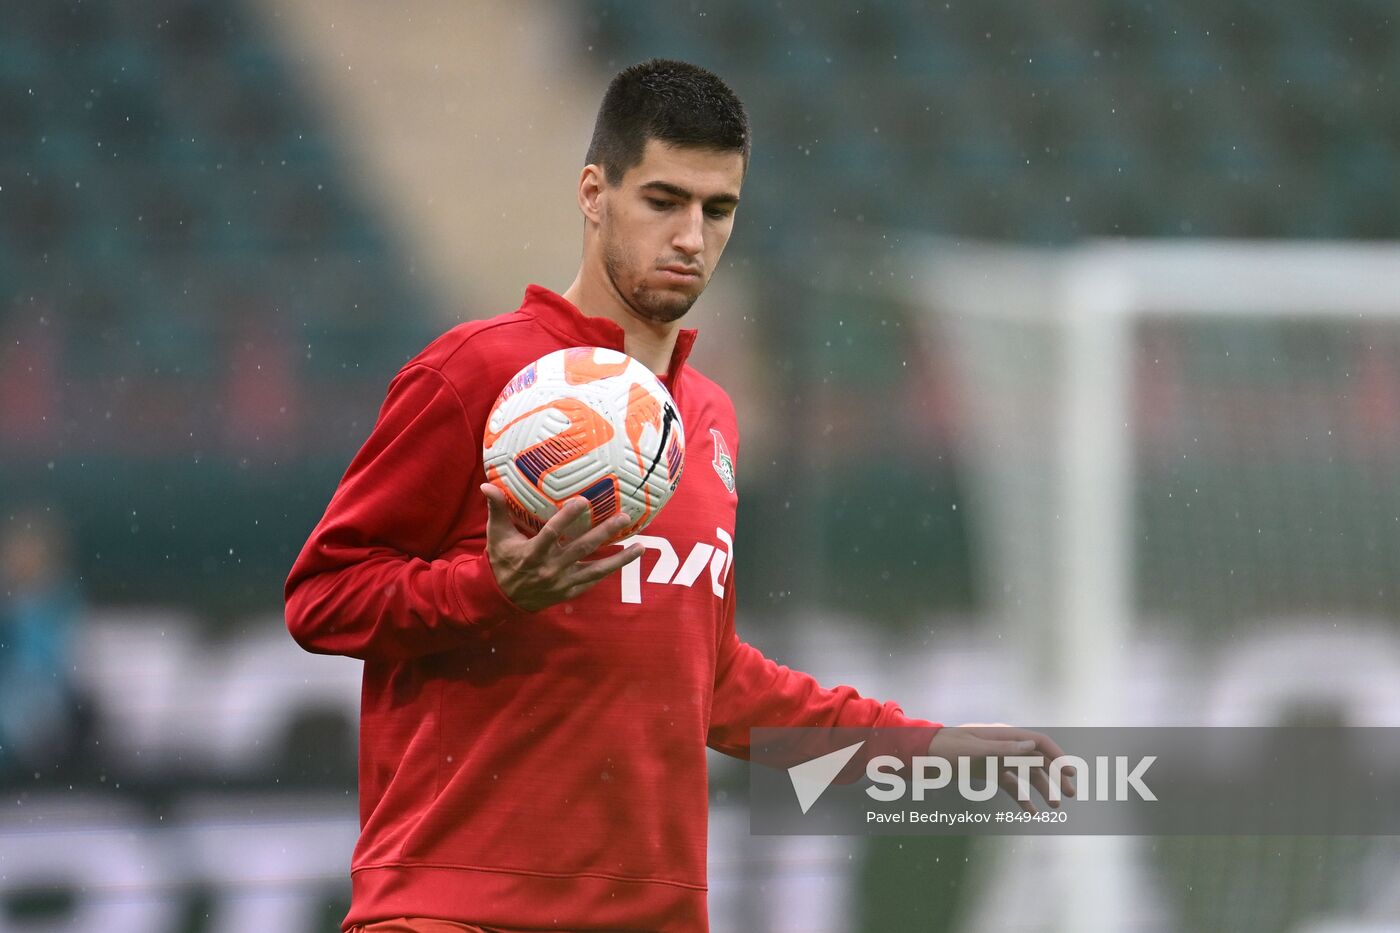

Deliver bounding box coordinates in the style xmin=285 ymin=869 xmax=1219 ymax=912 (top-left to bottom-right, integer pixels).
xmin=602 ymin=235 xmax=700 ymax=325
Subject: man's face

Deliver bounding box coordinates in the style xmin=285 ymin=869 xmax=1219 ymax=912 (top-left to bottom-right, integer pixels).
xmin=597 ymin=139 xmax=745 ymax=324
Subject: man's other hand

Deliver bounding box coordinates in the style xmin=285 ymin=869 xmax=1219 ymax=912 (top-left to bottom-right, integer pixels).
xmin=480 ymin=484 xmax=643 ymax=612
xmin=928 ymin=723 xmax=1077 ymax=814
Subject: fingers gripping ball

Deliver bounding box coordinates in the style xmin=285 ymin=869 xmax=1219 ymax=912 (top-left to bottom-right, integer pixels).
xmin=483 ymin=347 xmax=686 ymax=542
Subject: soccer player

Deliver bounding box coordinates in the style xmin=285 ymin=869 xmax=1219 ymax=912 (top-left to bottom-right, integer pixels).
xmin=286 ymin=59 xmax=1069 ymax=933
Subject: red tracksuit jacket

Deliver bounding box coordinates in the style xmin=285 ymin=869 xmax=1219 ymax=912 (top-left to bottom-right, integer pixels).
xmin=285 ymin=285 xmax=940 ymax=932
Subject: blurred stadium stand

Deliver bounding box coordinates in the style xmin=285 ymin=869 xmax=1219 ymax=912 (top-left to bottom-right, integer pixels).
xmin=1 ymin=0 xmax=437 ymax=615
xmin=10 ymin=0 xmax=1398 ymax=619
xmin=581 ymin=0 xmax=1400 ymax=241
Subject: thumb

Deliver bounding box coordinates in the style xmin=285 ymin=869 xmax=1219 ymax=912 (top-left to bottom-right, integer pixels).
xmin=480 ymin=482 xmax=515 ymax=546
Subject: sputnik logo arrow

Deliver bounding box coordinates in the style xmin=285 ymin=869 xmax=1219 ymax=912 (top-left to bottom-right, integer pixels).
xmin=787 ymin=740 xmax=866 ymax=814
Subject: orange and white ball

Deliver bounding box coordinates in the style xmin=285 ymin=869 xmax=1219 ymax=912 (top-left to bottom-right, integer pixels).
xmin=483 ymin=347 xmax=685 ymax=541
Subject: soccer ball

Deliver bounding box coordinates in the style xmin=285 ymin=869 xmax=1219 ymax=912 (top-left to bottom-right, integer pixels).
xmin=483 ymin=347 xmax=685 ymax=541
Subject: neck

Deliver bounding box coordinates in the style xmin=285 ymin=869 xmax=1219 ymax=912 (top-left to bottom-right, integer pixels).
xmin=562 ymin=267 xmax=680 ymax=376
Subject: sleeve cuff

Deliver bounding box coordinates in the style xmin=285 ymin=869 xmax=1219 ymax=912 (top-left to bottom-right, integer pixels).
xmin=449 ymin=552 xmax=533 ymax=631
xmin=874 ymin=703 xmax=943 ymax=759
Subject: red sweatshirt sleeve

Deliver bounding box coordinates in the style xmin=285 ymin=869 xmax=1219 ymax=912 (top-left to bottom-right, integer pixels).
xmin=285 ymin=363 xmax=528 ymax=661
xmin=705 ymin=574 xmax=941 ymax=760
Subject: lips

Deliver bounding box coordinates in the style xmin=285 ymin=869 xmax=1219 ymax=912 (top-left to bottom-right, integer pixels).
xmin=658 ymin=265 xmax=701 ymax=281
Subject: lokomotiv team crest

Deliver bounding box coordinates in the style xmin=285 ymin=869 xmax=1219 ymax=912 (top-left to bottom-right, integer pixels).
xmin=710 ymin=428 xmax=736 ymax=493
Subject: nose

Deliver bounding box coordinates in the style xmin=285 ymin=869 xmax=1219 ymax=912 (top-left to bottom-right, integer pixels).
xmin=672 ymin=204 xmax=704 ymax=257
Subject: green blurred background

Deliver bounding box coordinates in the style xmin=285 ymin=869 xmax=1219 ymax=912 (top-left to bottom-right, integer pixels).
xmin=5 ymin=2 xmax=1400 ymax=931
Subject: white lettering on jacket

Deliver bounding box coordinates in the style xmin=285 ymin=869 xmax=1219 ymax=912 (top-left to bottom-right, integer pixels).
xmin=617 ymin=528 xmax=733 ymax=604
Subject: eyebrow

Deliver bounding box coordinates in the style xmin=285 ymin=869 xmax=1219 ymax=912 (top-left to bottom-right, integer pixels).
xmin=640 ymin=180 xmax=740 ymax=208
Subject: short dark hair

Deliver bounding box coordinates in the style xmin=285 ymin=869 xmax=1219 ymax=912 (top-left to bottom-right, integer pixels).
xmin=585 ymin=59 xmax=750 ymax=185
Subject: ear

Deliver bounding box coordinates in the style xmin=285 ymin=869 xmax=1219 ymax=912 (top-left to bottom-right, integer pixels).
xmin=578 ymin=164 xmax=606 ymax=225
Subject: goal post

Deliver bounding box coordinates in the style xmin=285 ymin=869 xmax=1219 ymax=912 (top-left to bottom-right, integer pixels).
xmin=918 ymin=239 xmax=1400 ymax=712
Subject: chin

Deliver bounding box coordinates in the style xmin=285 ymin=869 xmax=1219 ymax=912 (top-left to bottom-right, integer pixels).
xmin=631 ymin=288 xmax=697 ymax=324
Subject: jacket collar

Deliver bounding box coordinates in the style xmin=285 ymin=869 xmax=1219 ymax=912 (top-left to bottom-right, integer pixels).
xmin=521 ymin=284 xmax=698 ymax=388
